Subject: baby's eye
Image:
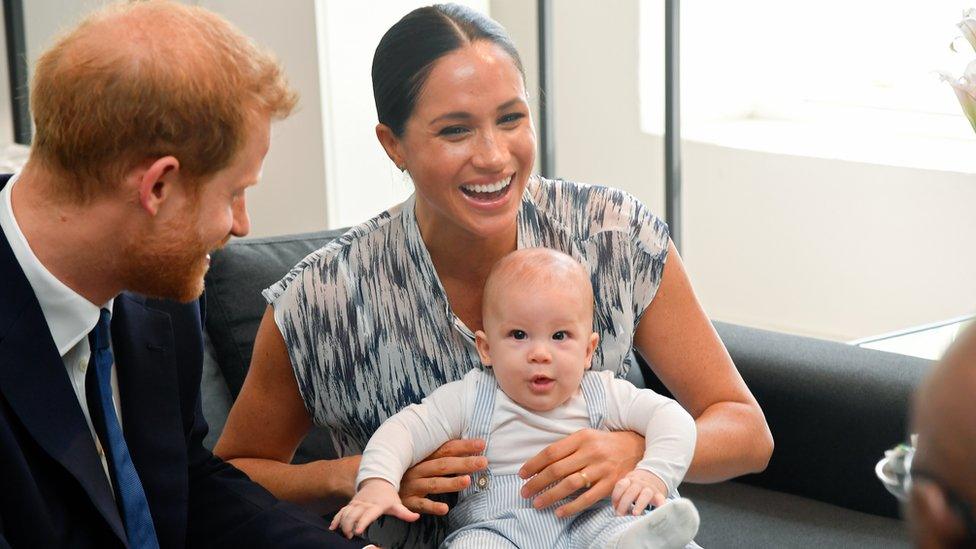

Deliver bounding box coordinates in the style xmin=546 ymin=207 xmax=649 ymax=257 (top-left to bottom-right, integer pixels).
xmin=552 ymin=331 xmax=567 ymax=341
xmin=509 ymin=330 xmax=527 ymax=340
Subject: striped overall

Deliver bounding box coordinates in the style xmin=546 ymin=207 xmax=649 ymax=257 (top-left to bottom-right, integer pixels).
xmin=442 ymin=370 xmax=665 ymax=548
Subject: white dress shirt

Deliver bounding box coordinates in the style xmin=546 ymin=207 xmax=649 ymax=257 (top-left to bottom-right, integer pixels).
xmin=0 ymin=171 xmax=120 ymax=486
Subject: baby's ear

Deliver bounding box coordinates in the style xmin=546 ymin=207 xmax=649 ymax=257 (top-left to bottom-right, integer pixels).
xmin=475 ymin=330 xmax=492 ymax=366
xmin=583 ymin=332 xmax=599 ymax=370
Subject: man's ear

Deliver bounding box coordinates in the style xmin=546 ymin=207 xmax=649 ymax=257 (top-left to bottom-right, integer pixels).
xmin=908 ymin=480 xmax=967 ymax=548
xmin=583 ymin=332 xmax=599 ymax=370
xmin=134 ymin=156 xmax=181 ymax=216
xmin=475 ymin=330 xmax=492 ymax=367
xmin=375 ymin=123 xmax=406 ymax=171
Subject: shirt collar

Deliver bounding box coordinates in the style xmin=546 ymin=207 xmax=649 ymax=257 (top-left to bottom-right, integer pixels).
xmin=0 ymin=171 xmax=113 ymax=356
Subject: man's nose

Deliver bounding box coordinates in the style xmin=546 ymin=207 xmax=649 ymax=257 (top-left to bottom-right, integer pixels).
xmin=231 ymin=195 xmax=250 ymax=237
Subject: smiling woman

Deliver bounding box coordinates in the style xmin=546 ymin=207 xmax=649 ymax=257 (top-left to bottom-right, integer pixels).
xmin=215 ymin=4 xmax=772 ymax=549
xmin=375 ymin=38 xmax=534 ymax=254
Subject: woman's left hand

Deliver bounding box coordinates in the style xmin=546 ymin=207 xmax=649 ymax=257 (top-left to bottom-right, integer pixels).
xmin=518 ymin=429 xmax=644 ymax=517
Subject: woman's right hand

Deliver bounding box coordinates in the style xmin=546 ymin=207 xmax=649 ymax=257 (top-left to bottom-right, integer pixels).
xmin=398 ymin=438 xmax=487 ymax=515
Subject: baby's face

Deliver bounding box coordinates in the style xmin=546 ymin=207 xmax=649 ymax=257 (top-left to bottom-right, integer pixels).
xmin=475 ymin=281 xmax=599 ymax=412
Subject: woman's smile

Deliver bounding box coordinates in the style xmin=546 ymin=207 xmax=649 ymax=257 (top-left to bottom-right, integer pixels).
xmin=459 ymin=174 xmax=515 ymax=209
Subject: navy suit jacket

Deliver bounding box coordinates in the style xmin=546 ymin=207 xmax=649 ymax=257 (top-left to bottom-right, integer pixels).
xmin=0 ymin=175 xmax=358 ymax=548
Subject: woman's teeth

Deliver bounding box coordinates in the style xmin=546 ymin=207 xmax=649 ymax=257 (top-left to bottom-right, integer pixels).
xmin=461 ymin=176 xmax=512 ymax=194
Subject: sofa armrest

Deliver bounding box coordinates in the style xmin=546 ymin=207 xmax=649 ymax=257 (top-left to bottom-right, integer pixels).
xmin=638 ymin=321 xmax=930 ymax=518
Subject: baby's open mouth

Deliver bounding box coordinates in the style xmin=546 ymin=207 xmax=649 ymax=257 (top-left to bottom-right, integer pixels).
xmin=529 ymin=374 xmax=555 ymax=392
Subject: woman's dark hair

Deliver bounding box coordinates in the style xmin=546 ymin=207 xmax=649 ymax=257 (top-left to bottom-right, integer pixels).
xmin=372 ymin=3 xmax=525 ymax=137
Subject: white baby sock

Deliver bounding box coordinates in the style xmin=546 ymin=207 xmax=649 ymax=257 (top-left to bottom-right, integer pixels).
xmin=611 ymin=497 xmax=700 ymax=549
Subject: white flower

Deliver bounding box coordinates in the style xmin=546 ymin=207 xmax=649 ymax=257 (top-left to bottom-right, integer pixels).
xmin=959 ymin=9 xmax=976 ymax=52
xmin=940 ymin=61 xmax=976 ymax=134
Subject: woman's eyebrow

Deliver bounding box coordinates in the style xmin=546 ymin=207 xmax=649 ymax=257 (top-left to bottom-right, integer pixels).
xmin=429 ymin=111 xmax=471 ymax=125
xmin=496 ymin=98 xmax=523 ymax=111
xmin=428 ymin=98 xmax=526 ymax=125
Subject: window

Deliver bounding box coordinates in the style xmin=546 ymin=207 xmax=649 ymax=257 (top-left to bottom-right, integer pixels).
xmin=640 ymin=0 xmax=976 ymax=172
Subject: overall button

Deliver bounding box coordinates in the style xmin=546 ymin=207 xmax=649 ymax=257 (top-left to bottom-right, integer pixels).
xmin=476 ymin=474 xmax=489 ymax=489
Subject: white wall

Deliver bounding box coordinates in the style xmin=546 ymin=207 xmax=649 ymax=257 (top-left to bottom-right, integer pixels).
xmin=200 ymin=0 xmax=330 ymax=237
xmin=22 ymin=0 xmax=330 ymax=237
xmin=315 ymin=0 xmax=488 ymax=230
xmin=496 ymin=0 xmax=976 ymax=341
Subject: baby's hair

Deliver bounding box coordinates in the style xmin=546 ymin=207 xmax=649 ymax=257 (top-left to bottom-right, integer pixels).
xmin=482 ymin=248 xmax=594 ymax=319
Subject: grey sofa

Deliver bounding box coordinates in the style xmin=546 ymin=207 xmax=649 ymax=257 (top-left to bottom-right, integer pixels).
xmin=200 ymin=229 xmax=930 ymax=548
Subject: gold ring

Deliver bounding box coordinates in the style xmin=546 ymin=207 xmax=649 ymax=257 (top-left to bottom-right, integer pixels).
xmin=579 ymin=471 xmax=591 ymax=489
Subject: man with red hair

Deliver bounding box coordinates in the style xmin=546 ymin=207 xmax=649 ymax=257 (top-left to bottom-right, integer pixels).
xmin=0 ymin=1 xmax=364 ymax=547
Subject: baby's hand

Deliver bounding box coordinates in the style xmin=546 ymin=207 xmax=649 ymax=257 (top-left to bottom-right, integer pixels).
xmin=329 ymin=478 xmax=421 ymax=538
xmin=610 ymin=469 xmax=668 ymax=516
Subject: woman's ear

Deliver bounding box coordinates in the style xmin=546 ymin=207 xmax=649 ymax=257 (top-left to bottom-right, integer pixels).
xmin=375 ymin=123 xmax=406 ymax=171
xmin=583 ymin=332 xmax=600 ymax=370
xmin=475 ymin=330 xmax=492 ymax=367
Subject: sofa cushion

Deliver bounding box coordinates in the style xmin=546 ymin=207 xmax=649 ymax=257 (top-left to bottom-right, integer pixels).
xmin=204 ymin=229 xmax=346 ymax=399
xmin=682 ymin=482 xmax=908 ymax=548
xmin=204 ymin=230 xmax=346 ymax=463
xmin=638 ymin=323 xmax=930 ymax=519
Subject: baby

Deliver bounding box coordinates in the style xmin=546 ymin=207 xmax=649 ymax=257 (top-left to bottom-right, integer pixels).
xmin=331 ymin=248 xmax=700 ymax=548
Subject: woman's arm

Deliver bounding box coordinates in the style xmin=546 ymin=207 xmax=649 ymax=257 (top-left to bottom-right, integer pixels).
xmin=216 ymin=306 xmax=488 ymax=515
xmin=214 ymin=306 xmax=359 ymax=515
xmin=634 ymin=240 xmax=773 ymax=482
xmin=520 ymin=240 xmax=772 ymax=515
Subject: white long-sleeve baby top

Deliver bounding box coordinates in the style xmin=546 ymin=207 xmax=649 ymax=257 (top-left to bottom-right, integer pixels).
xmin=356 ymin=369 xmax=696 ymax=496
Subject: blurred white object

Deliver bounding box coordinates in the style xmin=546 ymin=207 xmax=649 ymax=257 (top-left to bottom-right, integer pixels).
xmin=875 ymin=434 xmax=917 ymax=502
xmin=0 ymin=144 xmax=29 ymax=173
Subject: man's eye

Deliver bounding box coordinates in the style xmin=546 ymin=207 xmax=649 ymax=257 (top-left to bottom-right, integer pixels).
xmin=510 ymin=330 xmax=527 ymax=340
xmin=552 ymin=331 xmax=567 ymax=341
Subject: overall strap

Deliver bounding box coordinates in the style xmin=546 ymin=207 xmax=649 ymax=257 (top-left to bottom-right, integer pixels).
xmin=460 ymin=369 xmax=499 ymax=497
xmin=580 ymin=371 xmax=607 ymax=430
xmin=466 ymin=369 xmax=499 ymax=450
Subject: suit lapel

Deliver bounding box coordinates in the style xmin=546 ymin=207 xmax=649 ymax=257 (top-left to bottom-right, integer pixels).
xmin=112 ymin=294 xmax=187 ymax=543
xmin=0 ymin=217 xmax=127 ymax=543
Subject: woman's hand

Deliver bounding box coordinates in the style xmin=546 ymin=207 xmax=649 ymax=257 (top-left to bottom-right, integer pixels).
xmin=518 ymin=429 xmax=644 ymax=517
xmin=330 ymin=478 xmax=419 ymax=539
xmin=398 ymin=438 xmax=488 ymax=516
xmin=611 ymin=469 xmax=667 ymax=516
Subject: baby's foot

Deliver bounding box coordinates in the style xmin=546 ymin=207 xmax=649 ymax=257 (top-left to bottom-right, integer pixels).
xmin=612 ymin=497 xmax=700 ymax=549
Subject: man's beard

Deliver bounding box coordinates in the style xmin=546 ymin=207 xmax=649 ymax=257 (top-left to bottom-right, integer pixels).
xmin=120 ymin=215 xmax=222 ymax=303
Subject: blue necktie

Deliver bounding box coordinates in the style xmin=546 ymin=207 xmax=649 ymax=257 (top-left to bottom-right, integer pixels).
xmin=89 ymin=308 xmax=160 ymax=549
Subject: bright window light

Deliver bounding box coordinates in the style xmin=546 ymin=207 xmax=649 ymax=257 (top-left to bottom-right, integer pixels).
xmin=640 ymin=0 xmax=976 ymax=170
